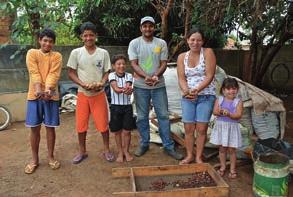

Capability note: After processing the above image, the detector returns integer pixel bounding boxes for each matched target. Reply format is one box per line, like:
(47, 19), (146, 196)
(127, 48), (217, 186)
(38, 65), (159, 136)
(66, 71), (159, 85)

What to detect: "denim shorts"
(25, 100), (60, 127)
(181, 95), (216, 123)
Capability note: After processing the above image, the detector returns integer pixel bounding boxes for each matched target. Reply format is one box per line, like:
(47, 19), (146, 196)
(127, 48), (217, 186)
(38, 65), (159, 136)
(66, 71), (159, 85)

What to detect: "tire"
(0, 106), (11, 131)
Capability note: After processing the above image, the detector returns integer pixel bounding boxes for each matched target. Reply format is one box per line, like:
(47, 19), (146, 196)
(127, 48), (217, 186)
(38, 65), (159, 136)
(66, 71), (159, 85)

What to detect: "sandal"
(101, 152), (115, 162)
(24, 163), (38, 174)
(72, 154), (88, 164)
(216, 169), (226, 177)
(49, 160), (61, 170)
(228, 171), (238, 179)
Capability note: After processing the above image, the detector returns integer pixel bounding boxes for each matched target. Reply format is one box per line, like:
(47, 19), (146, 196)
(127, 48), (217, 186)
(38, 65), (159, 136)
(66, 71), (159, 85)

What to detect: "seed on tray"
(148, 171), (216, 191)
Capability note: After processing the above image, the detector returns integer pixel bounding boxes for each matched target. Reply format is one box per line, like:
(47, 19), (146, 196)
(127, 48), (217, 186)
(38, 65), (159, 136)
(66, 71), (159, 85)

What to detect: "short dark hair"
(111, 54), (127, 65)
(39, 28), (56, 42)
(80, 22), (97, 34)
(186, 27), (205, 41)
(220, 77), (239, 94)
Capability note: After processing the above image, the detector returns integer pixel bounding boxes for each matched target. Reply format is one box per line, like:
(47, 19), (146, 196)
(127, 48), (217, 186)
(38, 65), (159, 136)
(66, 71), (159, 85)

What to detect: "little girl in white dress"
(210, 77), (243, 179)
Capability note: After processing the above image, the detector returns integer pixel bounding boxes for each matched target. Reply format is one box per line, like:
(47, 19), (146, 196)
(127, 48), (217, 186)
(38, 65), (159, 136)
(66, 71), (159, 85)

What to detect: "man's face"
(81, 30), (97, 47)
(140, 22), (155, 38)
(39, 36), (54, 53)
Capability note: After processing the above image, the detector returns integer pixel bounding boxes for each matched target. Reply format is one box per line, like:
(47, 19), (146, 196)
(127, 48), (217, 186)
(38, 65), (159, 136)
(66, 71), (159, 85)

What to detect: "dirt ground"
(1, 96), (293, 197)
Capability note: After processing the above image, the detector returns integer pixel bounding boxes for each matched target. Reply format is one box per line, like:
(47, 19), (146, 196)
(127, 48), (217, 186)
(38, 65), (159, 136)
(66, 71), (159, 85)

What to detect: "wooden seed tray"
(112, 163), (229, 197)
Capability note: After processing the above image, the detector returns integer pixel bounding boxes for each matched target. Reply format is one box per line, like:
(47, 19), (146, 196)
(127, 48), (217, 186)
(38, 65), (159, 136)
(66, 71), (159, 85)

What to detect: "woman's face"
(187, 32), (204, 51)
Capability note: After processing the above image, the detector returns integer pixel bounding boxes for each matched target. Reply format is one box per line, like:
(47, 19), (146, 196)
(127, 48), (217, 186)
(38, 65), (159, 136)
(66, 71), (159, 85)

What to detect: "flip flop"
(101, 152), (115, 162)
(49, 160), (61, 170)
(24, 163), (38, 174)
(72, 154), (88, 164)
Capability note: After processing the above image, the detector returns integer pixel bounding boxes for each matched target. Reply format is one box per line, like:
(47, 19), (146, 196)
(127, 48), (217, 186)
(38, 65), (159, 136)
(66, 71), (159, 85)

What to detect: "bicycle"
(0, 105), (11, 131)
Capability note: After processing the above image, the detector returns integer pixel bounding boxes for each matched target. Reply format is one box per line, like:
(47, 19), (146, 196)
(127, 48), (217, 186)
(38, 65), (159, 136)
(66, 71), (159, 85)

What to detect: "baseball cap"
(140, 16), (155, 25)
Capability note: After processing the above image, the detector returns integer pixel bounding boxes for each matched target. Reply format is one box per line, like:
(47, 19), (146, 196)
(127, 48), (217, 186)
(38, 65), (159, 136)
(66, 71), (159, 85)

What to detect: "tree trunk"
(168, 0), (193, 61)
(254, 33), (292, 87)
(151, 0), (174, 41)
(30, 12), (41, 47)
(161, 10), (169, 41)
(244, 12), (293, 87)
(25, 2), (41, 47)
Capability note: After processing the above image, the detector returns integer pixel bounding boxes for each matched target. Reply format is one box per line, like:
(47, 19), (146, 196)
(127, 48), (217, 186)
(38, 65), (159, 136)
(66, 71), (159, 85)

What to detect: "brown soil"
(0, 95), (293, 197)
(259, 153), (289, 164)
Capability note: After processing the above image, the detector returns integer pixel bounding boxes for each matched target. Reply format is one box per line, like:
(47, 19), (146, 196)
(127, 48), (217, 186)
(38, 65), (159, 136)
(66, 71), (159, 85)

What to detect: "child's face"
(39, 36), (54, 53)
(81, 30), (96, 48)
(113, 59), (126, 75)
(222, 87), (238, 99)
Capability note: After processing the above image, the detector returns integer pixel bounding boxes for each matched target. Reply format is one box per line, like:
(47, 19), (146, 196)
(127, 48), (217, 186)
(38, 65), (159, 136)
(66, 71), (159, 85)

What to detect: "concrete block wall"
(0, 45), (129, 122)
(262, 46), (293, 92)
(214, 49), (248, 77)
(0, 44), (292, 122)
(0, 45), (128, 93)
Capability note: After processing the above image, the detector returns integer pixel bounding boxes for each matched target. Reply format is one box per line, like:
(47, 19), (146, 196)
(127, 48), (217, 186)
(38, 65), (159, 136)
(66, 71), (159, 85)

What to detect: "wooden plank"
(207, 167), (229, 188)
(203, 147), (219, 160)
(113, 192), (136, 196)
(130, 168), (136, 192)
(156, 118), (212, 161)
(112, 167), (130, 177)
(213, 159), (252, 169)
(151, 119), (159, 127)
(170, 117), (182, 124)
(171, 132), (185, 146)
(113, 163), (211, 177)
(113, 186), (229, 197)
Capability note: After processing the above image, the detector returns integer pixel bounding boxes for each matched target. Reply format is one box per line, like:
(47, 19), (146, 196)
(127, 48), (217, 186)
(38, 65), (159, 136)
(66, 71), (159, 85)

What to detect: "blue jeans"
(134, 87), (174, 150)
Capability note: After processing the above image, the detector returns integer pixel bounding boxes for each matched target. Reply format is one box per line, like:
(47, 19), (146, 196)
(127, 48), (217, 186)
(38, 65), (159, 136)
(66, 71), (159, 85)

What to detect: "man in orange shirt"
(24, 29), (62, 174)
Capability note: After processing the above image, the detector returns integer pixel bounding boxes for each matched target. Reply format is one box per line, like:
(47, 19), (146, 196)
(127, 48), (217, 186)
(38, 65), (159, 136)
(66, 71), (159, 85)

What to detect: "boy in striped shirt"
(109, 54), (136, 162)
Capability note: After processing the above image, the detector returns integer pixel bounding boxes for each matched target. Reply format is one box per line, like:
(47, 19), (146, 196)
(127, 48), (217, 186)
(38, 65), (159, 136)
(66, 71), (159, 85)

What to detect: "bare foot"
(116, 153), (124, 163)
(228, 171), (238, 179)
(196, 157), (203, 164)
(179, 157), (194, 165)
(217, 168), (226, 177)
(124, 152), (133, 162)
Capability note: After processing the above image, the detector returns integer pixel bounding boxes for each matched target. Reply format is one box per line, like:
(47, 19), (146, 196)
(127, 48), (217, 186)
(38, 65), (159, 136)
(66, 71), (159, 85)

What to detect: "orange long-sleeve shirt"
(26, 49), (62, 101)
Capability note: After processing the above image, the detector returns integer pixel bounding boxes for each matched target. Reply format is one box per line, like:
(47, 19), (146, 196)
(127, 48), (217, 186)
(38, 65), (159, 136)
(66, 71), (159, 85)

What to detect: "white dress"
(210, 97), (242, 148)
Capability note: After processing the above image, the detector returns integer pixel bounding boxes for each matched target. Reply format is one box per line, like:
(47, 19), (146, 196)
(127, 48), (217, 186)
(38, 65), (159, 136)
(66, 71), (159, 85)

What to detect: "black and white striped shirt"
(109, 72), (133, 105)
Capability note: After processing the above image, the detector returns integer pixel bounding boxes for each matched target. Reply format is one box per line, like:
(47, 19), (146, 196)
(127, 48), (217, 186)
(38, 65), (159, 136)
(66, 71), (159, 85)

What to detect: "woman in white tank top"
(177, 28), (216, 164)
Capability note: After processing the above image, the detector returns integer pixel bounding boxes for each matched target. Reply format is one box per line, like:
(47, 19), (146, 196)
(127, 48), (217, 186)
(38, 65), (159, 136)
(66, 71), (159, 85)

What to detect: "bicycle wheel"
(0, 105), (11, 131)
